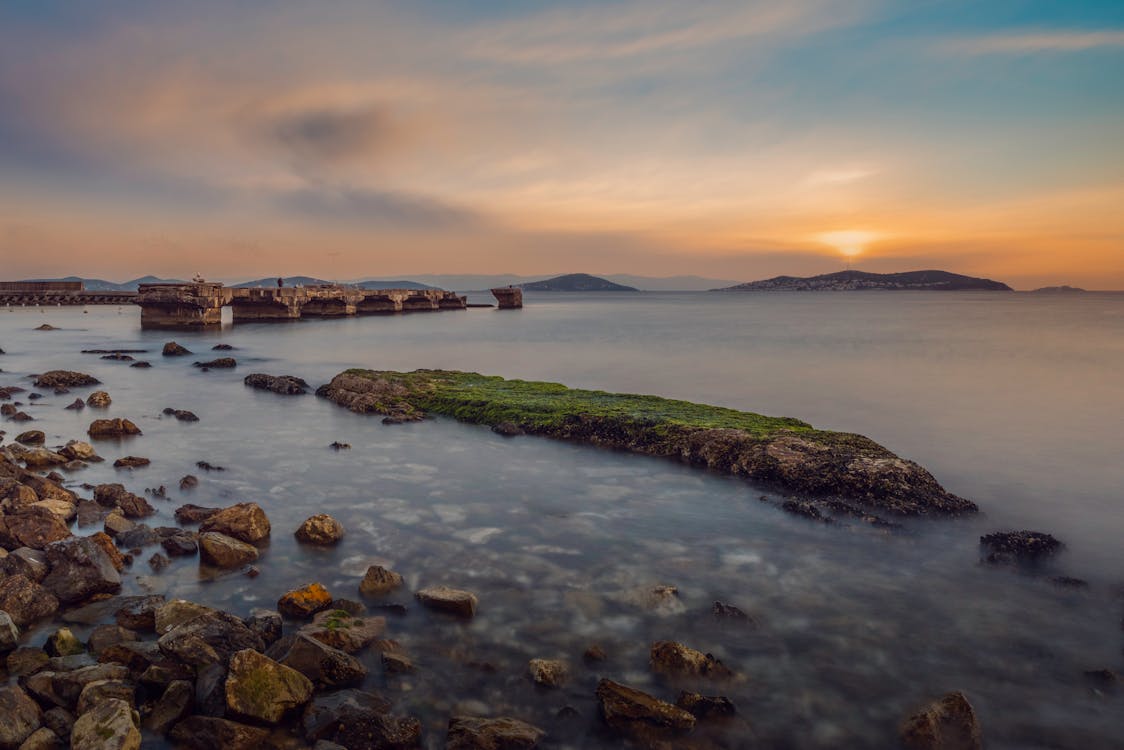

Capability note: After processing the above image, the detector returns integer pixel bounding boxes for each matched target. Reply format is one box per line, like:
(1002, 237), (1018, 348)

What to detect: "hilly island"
(715, 269), (1012, 292)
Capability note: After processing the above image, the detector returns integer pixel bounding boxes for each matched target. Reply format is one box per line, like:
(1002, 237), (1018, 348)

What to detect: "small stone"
(294, 514), (344, 545)
(65, 399), (86, 411)
(278, 583), (333, 619)
(0, 611), (20, 652)
(33, 371), (99, 388)
(415, 585), (477, 618)
(177, 475), (199, 491)
(380, 651), (414, 674)
(242, 373), (309, 395)
(59, 441), (99, 461)
(329, 441), (350, 450)
(583, 644), (608, 663)
(650, 640), (734, 679)
(528, 658), (568, 688)
(980, 530), (1063, 565)
(147, 553), (169, 571)
(112, 456), (150, 469)
(173, 503), (217, 523)
(244, 609), (283, 647)
(193, 358), (236, 369)
(85, 391), (111, 409)
(15, 430), (45, 446)
(44, 627), (86, 657)
(159, 532), (197, 557)
(491, 421), (524, 437)
(676, 691), (737, 719)
(359, 565), (404, 597)
(161, 342), (191, 356)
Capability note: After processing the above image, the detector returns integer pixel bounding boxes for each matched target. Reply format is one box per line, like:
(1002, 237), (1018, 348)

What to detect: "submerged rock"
(445, 716), (545, 749)
(112, 456), (150, 469)
(276, 634), (368, 688)
(167, 716), (269, 750)
(300, 688), (420, 748)
(595, 678), (695, 741)
(528, 658), (569, 688)
(415, 585), (478, 618)
(161, 342), (191, 357)
(243, 373), (309, 395)
(33, 371), (99, 389)
(174, 503), (217, 524)
(358, 565), (404, 597)
(650, 641), (734, 680)
(15, 430), (45, 446)
(93, 484), (154, 519)
(676, 692), (737, 719)
(193, 358), (236, 369)
(980, 530), (1063, 565)
(65, 399), (86, 411)
(86, 391), (111, 409)
(899, 691), (982, 750)
(87, 419), (142, 439)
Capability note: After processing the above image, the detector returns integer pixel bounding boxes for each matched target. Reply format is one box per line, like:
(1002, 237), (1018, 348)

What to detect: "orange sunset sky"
(1, 1), (1122, 289)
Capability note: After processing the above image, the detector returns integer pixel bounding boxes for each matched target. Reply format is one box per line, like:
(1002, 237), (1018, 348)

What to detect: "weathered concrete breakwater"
(316, 369), (978, 519)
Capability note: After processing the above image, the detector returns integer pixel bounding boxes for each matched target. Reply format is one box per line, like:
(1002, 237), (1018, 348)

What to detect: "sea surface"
(1, 291), (1122, 748)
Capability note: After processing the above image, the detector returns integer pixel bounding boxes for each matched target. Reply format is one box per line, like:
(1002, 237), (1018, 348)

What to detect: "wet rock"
(6, 646), (47, 677)
(294, 514), (344, 545)
(446, 716), (545, 749)
(0, 575), (59, 627)
(193, 358), (236, 369)
(85, 392), (111, 409)
(177, 475), (199, 491)
(595, 678), (695, 742)
(199, 502), (270, 543)
(1, 404), (17, 416)
(87, 420), (142, 439)
(528, 658), (568, 688)
(17, 727), (62, 750)
(244, 609), (283, 647)
(676, 692), (737, 719)
(212, 344), (235, 350)
(129, 362), (150, 369)
(70, 698), (140, 750)
(278, 583), (333, 619)
(583, 645), (608, 663)
(225, 649), (313, 724)
(195, 461), (224, 471)
(199, 532), (258, 568)
(35, 324), (59, 331)
(173, 503), (217, 524)
(650, 641), (734, 680)
(491, 421), (524, 437)
(147, 552), (169, 571)
(33, 371), (99, 389)
(380, 651), (414, 675)
(192, 662), (227, 717)
(300, 688), (420, 749)
(115, 524), (159, 549)
(52, 663), (131, 706)
(416, 585), (477, 618)
(0, 685), (42, 749)
(277, 634), (367, 688)
(41, 536), (122, 604)
(161, 342), (191, 357)
(41, 709), (74, 742)
(114, 595), (165, 632)
(0, 510), (72, 550)
(10, 412), (34, 422)
(1, 548), (49, 582)
(359, 565), (404, 597)
(711, 601), (755, 624)
(15, 430), (45, 446)
(626, 584), (685, 616)
(100, 353), (134, 361)
(161, 408), (199, 422)
(329, 441), (350, 450)
(76, 679), (136, 715)
(900, 691), (983, 750)
(65, 399), (86, 411)
(243, 373), (309, 395)
(0, 611), (19, 653)
(157, 612), (265, 668)
(103, 512), (134, 538)
(44, 628), (85, 657)
(145, 680), (193, 734)
(20, 448), (69, 469)
(156, 529), (196, 557)
(59, 441), (100, 462)
(301, 610), (385, 654)
(781, 499), (831, 522)
(112, 456), (150, 469)
(87, 625), (139, 656)
(168, 716), (268, 750)
(980, 530), (1063, 566)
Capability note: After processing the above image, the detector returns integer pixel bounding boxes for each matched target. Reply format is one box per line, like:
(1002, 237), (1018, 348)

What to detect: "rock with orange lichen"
(278, 583), (333, 619)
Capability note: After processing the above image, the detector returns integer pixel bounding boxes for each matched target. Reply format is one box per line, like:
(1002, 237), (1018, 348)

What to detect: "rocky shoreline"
(316, 369), (978, 519)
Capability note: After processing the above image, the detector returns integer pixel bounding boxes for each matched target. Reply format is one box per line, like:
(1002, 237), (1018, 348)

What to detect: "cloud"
(942, 30), (1124, 55)
(803, 168), (876, 187)
(267, 107), (393, 166)
(274, 185), (482, 229)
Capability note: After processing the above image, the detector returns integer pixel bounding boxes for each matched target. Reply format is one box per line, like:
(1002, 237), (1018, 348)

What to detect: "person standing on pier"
(277, 277), (284, 289)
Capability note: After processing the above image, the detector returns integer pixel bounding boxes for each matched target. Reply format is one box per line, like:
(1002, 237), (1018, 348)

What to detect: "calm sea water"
(1, 291), (1122, 749)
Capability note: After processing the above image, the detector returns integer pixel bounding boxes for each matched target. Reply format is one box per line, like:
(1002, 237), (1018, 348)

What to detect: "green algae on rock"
(317, 369), (977, 516)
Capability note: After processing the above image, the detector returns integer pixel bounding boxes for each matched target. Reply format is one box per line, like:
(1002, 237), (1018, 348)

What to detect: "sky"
(1, 0), (1122, 289)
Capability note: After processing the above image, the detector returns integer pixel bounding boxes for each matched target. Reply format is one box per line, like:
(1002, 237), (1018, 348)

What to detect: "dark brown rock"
(980, 530), (1063, 565)
(41, 536), (122, 604)
(300, 689), (419, 749)
(445, 716), (544, 749)
(85, 391), (111, 409)
(0, 684), (42, 749)
(650, 641), (734, 679)
(177, 475), (199, 491)
(15, 430), (45, 446)
(167, 717), (270, 750)
(0, 574), (59, 627)
(173, 503), (217, 524)
(277, 634), (367, 688)
(112, 456), (150, 469)
(157, 612), (265, 668)
(359, 565), (404, 597)
(194, 358), (236, 369)
(294, 514), (344, 545)
(93, 484), (154, 518)
(145, 679), (193, 735)
(87, 419), (142, 439)
(243, 373), (309, 395)
(199, 502), (270, 543)
(415, 585), (477, 618)
(676, 692), (737, 719)
(0, 510), (72, 550)
(33, 371), (99, 389)
(162, 342), (191, 357)
(595, 678), (695, 741)
(900, 691), (983, 750)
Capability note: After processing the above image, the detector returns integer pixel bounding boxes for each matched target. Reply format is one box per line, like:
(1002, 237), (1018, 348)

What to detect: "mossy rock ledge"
(316, 370), (977, 517)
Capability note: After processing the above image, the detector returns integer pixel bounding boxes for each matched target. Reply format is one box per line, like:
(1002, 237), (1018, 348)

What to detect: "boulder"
(1, 547), (50, 581)
(161, 342), (191, 357)
(980, 531), (1063, 565)
(199, 532), (258, 568)
(0, 685), (42, 750)
(85, 392), (111, 409)
(676, 692), (737, 719)
(294, 514), (344, 545)
(20, 449), (69, 469)
(144, 680), (193, 735)
(445, 716), (545, 750)
(15, 431), (45, 446)
(0, 510), (72, 550)
(116, 524), (159, 549)
(93, 484), (154, 519)
(52, 664), (131, 706)
(87, 625), (139, 656)
(359, 565), (404, 597)
(193, 358), (236, 369)
(114, 595), (166, 632)
(87, 420), (142, 439)
(157, 610), (264, 667)
(0, 575), (59, 627)
(10, 412), (34, 422)
(33, 371), (100, 389)
(595, 678), (695, 740)
(650, 641), (734, 679)
(15, 727), (61, 750)
(199, 503), (270, 543)
(7, 646), (49, 677)
(243, 373), (310, 395)
(225, 649), (313, 724)
(159, 530), (198, 557)
(65, 399), (86, 411)
(167, 717), (269, 750)
(244, 609), (283, 647)
(900, 691), (982, 750)
(300, 610), (385, 654)
(41, 537), (122, 604)
(277, 633), (367, 688)
(527, 658), (569, 688)
(112, 456), (149, 469)
(59, 441), (100, 462)
(0, 610), (20, 652)
(70, 698), (140, 750)
(76, 680), (136, 715)
(278, 583), (333, 619)
(300, 689), (420, 748)
(41, 708), (74, 741)
(173, 503), (217, 524)
(416, 585), (477, 618)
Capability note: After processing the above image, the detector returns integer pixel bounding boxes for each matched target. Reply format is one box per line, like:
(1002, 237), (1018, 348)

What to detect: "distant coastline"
(713, 270), (1012, 292)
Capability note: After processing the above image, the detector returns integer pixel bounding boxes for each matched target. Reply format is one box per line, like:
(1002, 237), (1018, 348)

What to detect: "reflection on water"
(1, 293), (1122, 748)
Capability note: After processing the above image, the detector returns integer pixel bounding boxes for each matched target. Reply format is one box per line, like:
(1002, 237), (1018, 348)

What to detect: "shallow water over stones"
(1, 301), (1122, 748)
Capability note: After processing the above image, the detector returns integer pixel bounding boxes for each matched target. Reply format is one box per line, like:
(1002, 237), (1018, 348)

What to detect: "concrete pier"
(136, 283), (229, 328)
(491, 287), (523, 309)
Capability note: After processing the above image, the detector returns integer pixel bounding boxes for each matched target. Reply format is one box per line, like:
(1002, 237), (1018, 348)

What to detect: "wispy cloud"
(275, 185), (482, 229)
(943, 30), (1124, 55)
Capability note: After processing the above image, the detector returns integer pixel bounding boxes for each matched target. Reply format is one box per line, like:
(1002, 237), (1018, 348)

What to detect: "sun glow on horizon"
(817, 230), (881, 259)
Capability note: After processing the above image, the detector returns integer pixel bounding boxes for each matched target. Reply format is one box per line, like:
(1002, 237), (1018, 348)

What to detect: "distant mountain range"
(714, 270), (1013, 292)
(1031, 285), (1085, 293)
(519, 273), (637, 292)
(19, 275), (187, 291)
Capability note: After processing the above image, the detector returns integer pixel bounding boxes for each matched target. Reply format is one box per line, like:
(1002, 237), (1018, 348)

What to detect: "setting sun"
(817, 230), (880, 259)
